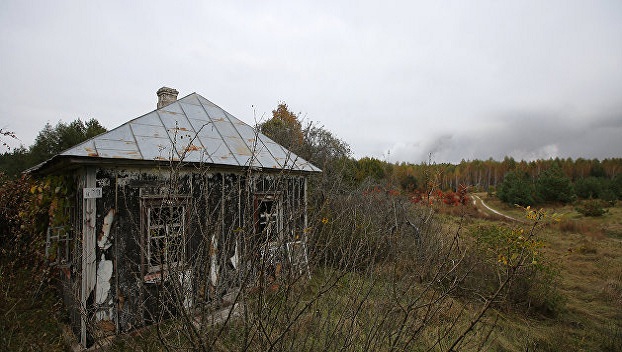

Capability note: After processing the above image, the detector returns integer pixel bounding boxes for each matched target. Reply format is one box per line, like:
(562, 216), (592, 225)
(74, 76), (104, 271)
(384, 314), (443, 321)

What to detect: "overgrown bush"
(463, 220), (563, 317)
(0, 173), (37, 266)
(310, 179), (421, 271)
(575, 199), (609, 217)
(0, 172), (74, 271)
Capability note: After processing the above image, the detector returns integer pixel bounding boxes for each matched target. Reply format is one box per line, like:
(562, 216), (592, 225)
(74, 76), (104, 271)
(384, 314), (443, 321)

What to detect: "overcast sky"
(1, 1), (621, 164)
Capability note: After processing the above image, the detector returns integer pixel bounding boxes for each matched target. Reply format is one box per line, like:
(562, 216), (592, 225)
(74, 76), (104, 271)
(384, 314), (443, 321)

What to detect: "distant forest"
(374, 156), (622, 192)
(1, 116), (621, 203)
(355, 156), (622, 208)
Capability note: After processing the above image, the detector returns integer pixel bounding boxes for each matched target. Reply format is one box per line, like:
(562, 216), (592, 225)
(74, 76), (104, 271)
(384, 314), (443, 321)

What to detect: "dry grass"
(103, 199), (622, 351)
(0, 261), (66, 352)
(7, 197), (622, 351)
(525, 210), (622, 350)
(464, 195), (622, 350)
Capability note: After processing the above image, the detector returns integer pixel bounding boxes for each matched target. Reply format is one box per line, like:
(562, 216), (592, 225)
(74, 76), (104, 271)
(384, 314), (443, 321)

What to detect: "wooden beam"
(81, 167), (97, 347)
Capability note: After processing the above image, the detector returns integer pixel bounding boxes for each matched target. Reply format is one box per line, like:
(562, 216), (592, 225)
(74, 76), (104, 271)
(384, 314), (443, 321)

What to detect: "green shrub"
(575, 199), (609, 217)
(464, 222), (563, 317)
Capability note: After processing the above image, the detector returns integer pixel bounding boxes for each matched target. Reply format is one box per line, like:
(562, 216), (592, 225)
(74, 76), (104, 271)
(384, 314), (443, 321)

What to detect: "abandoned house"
(28, 87), (320, 347)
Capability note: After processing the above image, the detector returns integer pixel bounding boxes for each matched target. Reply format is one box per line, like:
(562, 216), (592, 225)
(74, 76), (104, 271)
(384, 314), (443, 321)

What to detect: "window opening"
(255, 195), (280, 244)
(46, 226), (73, 266)
(145, 200), (186, 273)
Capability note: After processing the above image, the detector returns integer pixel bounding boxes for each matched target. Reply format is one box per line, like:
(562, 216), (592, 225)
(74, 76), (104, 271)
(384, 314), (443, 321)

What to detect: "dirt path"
(470, 194), (522, 222)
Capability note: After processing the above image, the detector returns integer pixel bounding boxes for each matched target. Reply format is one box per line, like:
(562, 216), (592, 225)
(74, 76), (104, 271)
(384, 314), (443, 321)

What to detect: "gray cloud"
(1, 1), (621, 164)
(389, 109), (622, 163)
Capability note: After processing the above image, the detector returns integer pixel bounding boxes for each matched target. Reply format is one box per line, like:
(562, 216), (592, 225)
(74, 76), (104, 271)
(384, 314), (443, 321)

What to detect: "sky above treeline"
(1, 1), (621, 164)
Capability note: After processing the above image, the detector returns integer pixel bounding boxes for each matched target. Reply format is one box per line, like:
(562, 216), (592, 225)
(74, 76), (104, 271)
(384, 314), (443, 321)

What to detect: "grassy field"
(472, 194), (622, 351)
(2, 196), (621, 351)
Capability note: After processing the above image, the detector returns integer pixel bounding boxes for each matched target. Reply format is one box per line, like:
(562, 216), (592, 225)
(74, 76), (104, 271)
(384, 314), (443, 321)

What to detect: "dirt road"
(470, 194), (522, 222)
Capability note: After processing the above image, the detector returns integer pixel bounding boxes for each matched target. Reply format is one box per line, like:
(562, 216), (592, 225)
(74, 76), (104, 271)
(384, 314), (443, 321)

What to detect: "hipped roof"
(29, 93), (321, 174)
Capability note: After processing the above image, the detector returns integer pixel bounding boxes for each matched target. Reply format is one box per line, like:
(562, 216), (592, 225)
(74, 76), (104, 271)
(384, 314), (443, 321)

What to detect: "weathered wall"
(63, 165), (308, 341)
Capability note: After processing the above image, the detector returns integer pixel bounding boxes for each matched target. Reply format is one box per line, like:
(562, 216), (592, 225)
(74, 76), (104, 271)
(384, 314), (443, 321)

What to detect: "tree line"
(3, 112), (622, 209)
(0, 118), (106, 177)
(3, 111), (622, 208)
(353, 156), (621, 193)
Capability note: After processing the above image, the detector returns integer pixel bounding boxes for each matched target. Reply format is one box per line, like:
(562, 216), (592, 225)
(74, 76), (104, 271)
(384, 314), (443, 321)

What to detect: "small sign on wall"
(83, 187), (102, 199)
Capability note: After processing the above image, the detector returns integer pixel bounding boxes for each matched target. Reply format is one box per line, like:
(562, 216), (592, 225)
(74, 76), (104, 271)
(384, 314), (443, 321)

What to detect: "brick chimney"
(156, 87), (179, 109)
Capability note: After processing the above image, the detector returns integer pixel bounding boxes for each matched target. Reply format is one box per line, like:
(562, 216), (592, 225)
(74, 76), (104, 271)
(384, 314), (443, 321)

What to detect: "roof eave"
(26, 155), (322, 176)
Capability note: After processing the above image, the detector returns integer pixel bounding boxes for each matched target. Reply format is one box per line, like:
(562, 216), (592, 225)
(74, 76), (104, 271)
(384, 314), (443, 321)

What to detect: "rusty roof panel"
(97, 125), (134, 142)
(53, 92), (321, 172)
(132, 111), (161, 126)
(179, 101), (207, 119)
(59, 140), (94, 157)
(203, 103), (227, 120)
(211, 118), (240, 139)
(201, 135), (236, 163)
(131, 123), (168, 138)
(134, 135), (172, 160)
(96, 148), (141, 158)
(94, 139), (138, 152)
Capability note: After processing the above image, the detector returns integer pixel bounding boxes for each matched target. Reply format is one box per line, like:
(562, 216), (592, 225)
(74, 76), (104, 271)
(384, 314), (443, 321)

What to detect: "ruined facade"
(30, 89), (319, 347)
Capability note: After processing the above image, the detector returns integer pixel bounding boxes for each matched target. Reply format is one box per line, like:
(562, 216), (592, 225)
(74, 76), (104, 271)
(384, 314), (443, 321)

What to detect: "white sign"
(83, 187), (103, 199)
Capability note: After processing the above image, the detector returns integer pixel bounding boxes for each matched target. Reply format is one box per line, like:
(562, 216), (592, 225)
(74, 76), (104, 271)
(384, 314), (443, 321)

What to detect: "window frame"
(254, 193), (282, 245)
(45, 225), (73, 267)
(142, 197), (190, 278)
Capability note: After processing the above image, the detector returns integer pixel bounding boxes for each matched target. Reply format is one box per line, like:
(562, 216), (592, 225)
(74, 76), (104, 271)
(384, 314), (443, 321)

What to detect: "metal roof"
(46, 93), (320, 172)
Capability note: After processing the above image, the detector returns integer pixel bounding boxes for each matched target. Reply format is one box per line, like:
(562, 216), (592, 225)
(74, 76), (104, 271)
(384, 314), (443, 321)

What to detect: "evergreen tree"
(0, 147), (31, 177)
(0, 118), (106, 176)
(355, 157), (386, 182)
(611, 174), (622, 200)
(497, 171), (535, 206)
(574, 177), (606, 199)
(535, 163), (575, 204)
(29, 118), (106, 165)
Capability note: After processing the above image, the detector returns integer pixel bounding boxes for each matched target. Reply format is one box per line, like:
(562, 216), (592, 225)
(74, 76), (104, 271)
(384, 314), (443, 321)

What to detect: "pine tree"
(535, 163), (575, 204)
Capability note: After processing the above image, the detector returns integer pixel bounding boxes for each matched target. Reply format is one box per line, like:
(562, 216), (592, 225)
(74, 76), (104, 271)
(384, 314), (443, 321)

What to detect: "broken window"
(254, 195), (281, 244)
(253, 195), (284, 280)
(143, 199), (188, 275)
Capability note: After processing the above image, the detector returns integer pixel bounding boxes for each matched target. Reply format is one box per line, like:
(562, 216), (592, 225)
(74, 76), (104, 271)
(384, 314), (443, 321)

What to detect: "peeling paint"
(57, 165), (311, 340)
(95, 254), (114, 321)
(96, 254), (113, 304)
(97, 178), (111, 187)
(184, 144), (201, 152)
(97, 208), (115, 250)
(210, 234), (219, 286)
(230, 241), (239, 270)
(143, 271), (164, 284)
(178, 270), (193, 309)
